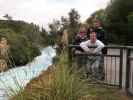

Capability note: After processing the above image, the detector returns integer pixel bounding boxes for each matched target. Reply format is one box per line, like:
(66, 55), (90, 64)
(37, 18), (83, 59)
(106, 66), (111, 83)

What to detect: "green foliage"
(0, 20), (43, 66)
(68, 8), (80, 44)
(106, 0), (133, 23)
(48, 8), (81, 46)
(61, 16), (69, 29)
(85, 0), (133, 44)
(68, 8), (80, 28)
(10, 51), (131, 100)
(0, 20), (47, 46)
(48, 67), (88, 99)
(127, 12), (133, 44)
(49, 20), (61, 34)
(10, 52), (89, 100)
(86, 9), (108, 27)
(0, 28), (41, 66)
(105, 0), (133, 44)
(48, 19), (62, 46)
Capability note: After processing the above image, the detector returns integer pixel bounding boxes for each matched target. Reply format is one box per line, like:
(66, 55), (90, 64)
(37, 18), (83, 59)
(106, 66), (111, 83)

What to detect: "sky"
(0, 0), (110, 29)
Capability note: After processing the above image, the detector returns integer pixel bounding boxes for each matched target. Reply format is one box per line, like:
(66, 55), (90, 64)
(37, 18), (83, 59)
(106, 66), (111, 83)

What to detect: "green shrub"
(10, 52), (89, 100)
(0, 28), (41, 66)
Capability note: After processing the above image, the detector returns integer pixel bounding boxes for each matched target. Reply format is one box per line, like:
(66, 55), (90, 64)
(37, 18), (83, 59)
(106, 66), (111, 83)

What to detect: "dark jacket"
(73, 32), (88, 52)
(94, 27), (108, 54)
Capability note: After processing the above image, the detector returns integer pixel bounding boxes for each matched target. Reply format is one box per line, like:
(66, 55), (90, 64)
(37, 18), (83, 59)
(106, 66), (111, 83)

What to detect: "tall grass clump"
(49, 65), (89, 100)
(10, 52), (89, 100)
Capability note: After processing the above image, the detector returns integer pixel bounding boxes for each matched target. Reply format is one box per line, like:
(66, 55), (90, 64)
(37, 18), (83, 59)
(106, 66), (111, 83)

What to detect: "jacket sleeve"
(80, 41), (90, 52)
(93, 40), (105, 54)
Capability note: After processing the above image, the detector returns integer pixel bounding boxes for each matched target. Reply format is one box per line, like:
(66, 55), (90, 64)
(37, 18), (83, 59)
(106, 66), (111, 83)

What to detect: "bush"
(0, 28), (41, 66)
(10, 53), (89, 100)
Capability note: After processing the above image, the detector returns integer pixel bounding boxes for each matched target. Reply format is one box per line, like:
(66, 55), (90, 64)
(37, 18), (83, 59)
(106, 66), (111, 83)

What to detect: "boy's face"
(90, 32), (96, 43)
(80, 26), (86, 32)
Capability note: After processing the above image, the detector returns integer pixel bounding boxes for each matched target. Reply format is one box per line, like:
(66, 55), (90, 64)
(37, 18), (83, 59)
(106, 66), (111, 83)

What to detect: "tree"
(47, 8), (81, 45)
(68, 8), (80, 43)
(61, 16), (69, 30)
(48, 19), (62, 45)
(3, 14), (13, 20)
(86, 9), (108, 27)
(127, 12), (133, 44)
(68, 8), (80, 28)
(106, 0), (133, 44)
(106, 0), (133, 23)
(49, 19), (61, 34)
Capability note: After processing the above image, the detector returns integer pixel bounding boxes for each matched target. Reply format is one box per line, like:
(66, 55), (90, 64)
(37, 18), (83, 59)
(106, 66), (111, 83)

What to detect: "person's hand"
(86, 51), (93, 54)
(90, 51), (95, 54)
(75, 50), (82, 54)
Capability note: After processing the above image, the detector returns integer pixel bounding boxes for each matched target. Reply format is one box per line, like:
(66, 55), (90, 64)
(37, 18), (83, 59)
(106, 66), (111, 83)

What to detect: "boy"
(80, 31), (104, 79)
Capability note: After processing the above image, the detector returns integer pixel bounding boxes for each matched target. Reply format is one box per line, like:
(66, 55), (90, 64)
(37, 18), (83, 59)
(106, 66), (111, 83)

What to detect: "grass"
(10, 50), (132, 100)
(10, 52), (89, 100)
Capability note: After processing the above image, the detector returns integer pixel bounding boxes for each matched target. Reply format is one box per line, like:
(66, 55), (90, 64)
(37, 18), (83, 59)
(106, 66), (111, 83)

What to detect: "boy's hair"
(79, 23), (88, 31)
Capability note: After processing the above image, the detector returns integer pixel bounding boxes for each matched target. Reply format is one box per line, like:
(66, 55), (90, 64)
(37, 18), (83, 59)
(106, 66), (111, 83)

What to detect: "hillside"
(0, 20), (47, 67)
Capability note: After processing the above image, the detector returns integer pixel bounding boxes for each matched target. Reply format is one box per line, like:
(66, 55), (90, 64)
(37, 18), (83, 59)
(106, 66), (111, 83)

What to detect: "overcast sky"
(0, 0), (110, 29)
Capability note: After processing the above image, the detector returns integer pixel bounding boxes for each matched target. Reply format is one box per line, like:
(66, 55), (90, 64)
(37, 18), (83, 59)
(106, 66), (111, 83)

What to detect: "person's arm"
(93, 40), (104, 54)
(80, 40), (91, 52)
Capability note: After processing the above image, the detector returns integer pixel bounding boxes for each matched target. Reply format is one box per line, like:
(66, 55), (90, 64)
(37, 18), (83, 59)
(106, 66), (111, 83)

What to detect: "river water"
(0, 46), (56, 100)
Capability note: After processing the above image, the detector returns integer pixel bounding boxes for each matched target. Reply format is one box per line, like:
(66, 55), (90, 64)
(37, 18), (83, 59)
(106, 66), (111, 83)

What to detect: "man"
(94, 20), (107, 54)
(94, 20), (107, 80)
(80, 31), (104, 79)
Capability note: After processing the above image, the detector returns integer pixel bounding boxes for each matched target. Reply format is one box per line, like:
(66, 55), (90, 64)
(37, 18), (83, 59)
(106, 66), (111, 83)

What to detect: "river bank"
(11, 51), (132, 100)
(0, 46), (56, 100)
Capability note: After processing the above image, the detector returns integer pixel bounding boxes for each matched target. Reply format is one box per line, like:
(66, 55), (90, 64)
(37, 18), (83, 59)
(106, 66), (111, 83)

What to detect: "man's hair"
(90, 31), (97, 35)
(89, 27), (97, 34)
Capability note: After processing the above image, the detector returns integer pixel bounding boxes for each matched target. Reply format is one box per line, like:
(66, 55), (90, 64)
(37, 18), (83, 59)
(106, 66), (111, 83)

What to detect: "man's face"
(90, 32), (96, 43)
(94, 21), (101, 28)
